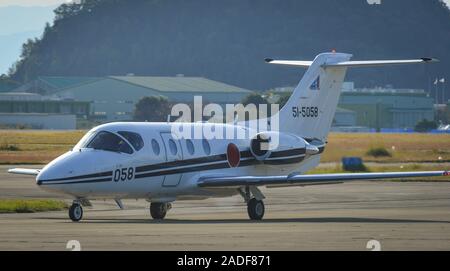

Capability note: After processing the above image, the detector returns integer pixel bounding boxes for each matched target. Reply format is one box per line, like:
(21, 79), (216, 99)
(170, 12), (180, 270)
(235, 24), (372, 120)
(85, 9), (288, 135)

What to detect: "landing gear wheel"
(150, 202), (169, 220)
(69, 203), (83, 222)
(247, 198), (265, 220)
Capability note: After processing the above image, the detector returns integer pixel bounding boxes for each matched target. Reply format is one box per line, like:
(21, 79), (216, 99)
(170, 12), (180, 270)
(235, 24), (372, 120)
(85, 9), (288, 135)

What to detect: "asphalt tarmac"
(0, 165), (449, 250)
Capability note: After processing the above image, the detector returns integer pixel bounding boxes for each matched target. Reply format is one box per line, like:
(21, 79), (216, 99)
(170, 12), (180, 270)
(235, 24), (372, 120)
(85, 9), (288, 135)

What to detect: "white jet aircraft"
(8, 52), (449, 222)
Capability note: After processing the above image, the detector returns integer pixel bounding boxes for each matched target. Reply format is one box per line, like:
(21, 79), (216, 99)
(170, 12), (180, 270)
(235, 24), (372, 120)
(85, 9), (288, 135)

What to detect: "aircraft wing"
(198, 171), (449, 188)
(8, 168), (41, 176)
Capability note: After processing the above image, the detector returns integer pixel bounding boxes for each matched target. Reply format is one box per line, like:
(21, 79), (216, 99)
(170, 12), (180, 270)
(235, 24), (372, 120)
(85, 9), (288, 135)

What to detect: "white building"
(0, 113), (76, 130)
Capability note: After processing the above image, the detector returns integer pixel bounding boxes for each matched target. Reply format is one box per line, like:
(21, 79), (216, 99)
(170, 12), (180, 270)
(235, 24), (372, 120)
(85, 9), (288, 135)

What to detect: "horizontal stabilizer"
(323, 58), (439, 68)
(265, 56), (438, 68)
(265, 58), (313, 67)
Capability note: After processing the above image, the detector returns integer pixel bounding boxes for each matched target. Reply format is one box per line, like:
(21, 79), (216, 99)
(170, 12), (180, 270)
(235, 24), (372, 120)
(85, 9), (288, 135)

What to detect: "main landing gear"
(150, 202), (172, 220)
(247, 198), (265, 220)
(240, 186), (266, 220)
(69, 201), (83, 222)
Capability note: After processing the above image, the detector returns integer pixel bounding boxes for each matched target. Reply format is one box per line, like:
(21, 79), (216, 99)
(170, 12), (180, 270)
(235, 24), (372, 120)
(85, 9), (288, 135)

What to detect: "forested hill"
(8, 0), (450, 91)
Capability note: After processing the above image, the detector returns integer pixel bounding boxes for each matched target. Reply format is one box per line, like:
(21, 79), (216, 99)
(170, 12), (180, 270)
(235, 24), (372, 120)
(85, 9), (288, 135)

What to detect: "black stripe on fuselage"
(135, 161), (234, 179)
(39, 177), (112, 186)
(136, 154), (227, 173)
(38, 171), (113, 183)
(38, 149), (305, 185)
(135, 155), (304, 179)
(135, 150), (253, 173)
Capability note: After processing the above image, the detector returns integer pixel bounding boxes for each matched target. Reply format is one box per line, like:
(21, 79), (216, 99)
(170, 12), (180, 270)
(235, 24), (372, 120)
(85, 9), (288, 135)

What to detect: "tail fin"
(269, 53), (437, 142)
(271, 52), (351, 141)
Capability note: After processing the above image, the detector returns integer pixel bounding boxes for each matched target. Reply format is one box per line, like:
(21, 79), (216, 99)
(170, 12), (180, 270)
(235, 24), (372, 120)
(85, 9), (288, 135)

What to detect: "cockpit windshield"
(86, 131), (133, 154)
(73, 130), (96, 151)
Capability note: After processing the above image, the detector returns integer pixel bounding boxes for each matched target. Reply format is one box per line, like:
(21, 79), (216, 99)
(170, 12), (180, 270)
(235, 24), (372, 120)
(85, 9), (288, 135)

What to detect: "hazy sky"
(0, 0), (449, 7)
(0, 0), (71, 7)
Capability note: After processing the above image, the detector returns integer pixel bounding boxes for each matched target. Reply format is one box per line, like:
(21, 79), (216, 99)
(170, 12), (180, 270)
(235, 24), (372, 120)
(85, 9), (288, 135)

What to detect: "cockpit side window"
(118, 131), (144, 151)
(86, 131), (133, 154)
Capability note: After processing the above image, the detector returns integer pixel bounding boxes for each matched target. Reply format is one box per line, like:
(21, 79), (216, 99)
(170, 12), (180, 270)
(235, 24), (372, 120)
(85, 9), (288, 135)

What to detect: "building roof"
(335, 107), (356, 114)
(109, 76), (253, 94)
(38, 76), (100, 90)
(0, 78), (20, 92)
(0, 92), (41, 96)
(0, 92), (43, 101)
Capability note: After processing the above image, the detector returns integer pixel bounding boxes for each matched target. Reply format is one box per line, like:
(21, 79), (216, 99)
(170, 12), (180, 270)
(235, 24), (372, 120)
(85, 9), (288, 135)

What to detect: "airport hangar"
(339, 88), (435, 130)
(7, 76), (357, 128)
(0, 92), (89, 129)
(2, 76), (254, 127)
(68, 78), (433, 129)
(2, 76), (435, 130)
(35, 76), (254, 122)
(271, 83), (435, 130)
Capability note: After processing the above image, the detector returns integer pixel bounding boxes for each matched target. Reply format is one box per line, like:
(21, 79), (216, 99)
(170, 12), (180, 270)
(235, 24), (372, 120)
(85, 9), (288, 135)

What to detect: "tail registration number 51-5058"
(292, 106), (319, 118)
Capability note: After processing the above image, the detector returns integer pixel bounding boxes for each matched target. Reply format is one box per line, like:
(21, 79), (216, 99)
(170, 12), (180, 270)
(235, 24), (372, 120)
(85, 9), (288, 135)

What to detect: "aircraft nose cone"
(35, 151), (75, 186)
(36, 167), (53, 186)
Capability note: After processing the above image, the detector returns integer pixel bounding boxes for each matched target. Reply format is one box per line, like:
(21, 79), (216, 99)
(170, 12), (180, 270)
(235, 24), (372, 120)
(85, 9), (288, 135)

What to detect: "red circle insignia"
(227, 143), (241, 168)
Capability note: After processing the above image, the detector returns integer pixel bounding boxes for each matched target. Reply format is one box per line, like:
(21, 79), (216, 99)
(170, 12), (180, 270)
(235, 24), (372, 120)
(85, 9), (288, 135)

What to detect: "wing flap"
(198, 171), (449, 188)
(8, 168), (41, 176)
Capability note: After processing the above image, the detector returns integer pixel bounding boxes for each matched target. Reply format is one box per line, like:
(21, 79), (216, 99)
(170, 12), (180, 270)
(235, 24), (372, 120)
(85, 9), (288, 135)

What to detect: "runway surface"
(1, 165), (450, 250)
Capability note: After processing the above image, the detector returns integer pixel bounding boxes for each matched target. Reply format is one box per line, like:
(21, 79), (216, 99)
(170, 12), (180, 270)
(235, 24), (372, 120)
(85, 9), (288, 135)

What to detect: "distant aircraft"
(8, 52), (448, 222)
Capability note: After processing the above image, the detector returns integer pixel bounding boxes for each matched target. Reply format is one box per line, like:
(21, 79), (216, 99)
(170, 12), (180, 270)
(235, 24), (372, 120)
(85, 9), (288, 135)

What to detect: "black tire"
(150, 203), (167, 220)
(247, 198), (265, 220)
(69, 204), (83, 222)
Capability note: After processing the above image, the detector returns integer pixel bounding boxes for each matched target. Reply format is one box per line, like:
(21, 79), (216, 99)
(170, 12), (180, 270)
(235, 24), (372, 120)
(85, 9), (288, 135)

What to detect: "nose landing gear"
(150, 202), (172, 220)
(69, 201), (83, 222)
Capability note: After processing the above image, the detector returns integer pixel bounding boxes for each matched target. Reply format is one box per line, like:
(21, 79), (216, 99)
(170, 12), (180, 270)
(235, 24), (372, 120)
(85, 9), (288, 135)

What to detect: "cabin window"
(86, 131), (133, 154)
(169, 139), (178, 155)
(118, 131), (144, 151)
(202, 139), (211, 155)
(151, 139), (160, 155)
(186, 139), (195, 155)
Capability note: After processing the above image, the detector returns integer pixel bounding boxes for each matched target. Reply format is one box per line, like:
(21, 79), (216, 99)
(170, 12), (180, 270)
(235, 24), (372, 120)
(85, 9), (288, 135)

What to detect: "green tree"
(133, 96), (171, 122)
(241, 93), (269, 106)
(0, 75), (20, 92)
(276, 94), (291, 109)
(414, 119), (438, 133)
(7, 0), (450, 92)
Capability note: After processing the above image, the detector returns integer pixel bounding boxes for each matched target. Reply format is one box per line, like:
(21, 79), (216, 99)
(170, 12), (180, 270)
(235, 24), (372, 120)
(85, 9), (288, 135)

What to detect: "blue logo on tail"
(310, 76), (320, 90)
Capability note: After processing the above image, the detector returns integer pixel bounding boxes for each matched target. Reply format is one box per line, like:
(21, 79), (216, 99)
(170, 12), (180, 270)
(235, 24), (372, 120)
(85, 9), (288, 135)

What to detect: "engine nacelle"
(250, 133), (273, 160)
(250, 132), (318, 163)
